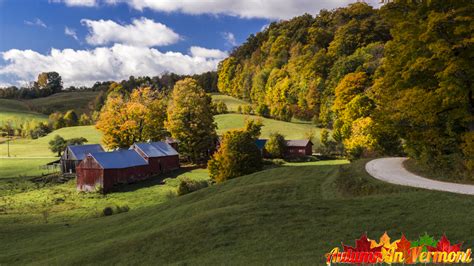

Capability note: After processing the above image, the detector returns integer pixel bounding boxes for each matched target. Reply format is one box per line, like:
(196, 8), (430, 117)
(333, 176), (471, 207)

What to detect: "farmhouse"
(255, 139), (313, 158)
(61, 144), (104, 174)
(130, 142), (180, 175)
(76, 149), (150, 193)
(285, 140), (313, 156)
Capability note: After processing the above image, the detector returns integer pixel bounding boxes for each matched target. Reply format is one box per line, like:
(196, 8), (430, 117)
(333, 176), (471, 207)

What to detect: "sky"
(0, 0), (381, 87)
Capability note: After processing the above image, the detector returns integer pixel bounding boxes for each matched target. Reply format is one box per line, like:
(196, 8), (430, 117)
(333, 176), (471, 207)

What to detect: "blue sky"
(0, 0), (380, 87)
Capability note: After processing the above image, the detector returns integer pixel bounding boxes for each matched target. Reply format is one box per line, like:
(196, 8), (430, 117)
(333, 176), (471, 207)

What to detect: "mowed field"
(0, 126), (102, 178)
(0, 160), (472, 264)
(25, 91), (99, 114)
(0, 99), (48, 126)
(211, 93), (249, 112)
(216, 114), (322, 143)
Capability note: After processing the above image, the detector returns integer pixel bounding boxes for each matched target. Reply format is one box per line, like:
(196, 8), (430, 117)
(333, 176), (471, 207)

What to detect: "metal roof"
(133, 142), (178, 157)
(255, 139), (267, 150)
(90, 150), (148, 169)
(68, 144), (104, 160)
(286, 140), (312, 147)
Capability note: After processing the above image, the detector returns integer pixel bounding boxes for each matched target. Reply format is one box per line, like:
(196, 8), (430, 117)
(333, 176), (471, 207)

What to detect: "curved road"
(366, 157), (474, 195)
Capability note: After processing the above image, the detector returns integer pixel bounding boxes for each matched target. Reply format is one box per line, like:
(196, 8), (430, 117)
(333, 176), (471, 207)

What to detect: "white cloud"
(51, 0), (384, 20)
(64, 26), (79, 40)
(81, 17), (180, 47)
(189, 46), (227, 59)
(24, 18), (47, 28)
(50, 0), (97, 7)
(222, 32), (237, 47)
(0, 44), (224, 87)
(101, 0), (369, 20)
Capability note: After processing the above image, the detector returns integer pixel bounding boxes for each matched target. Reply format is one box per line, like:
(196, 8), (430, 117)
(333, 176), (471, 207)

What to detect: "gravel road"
(365, 157), (474, 195)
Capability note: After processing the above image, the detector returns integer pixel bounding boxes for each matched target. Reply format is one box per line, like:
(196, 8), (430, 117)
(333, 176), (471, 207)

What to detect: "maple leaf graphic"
(395, 234), (413, 263)
(343, 234), (382, 252)
(427, 234), (463, 253)
(371, 232), (399, 250)
(411, 233), (437, 252)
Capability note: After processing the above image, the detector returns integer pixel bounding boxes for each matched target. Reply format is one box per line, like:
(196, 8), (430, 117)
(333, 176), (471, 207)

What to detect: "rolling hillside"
(0, 99), (48, 126)
(0, 160), (472, 264)
(216, 114), (322, 144)
(25, 91), (99, 114)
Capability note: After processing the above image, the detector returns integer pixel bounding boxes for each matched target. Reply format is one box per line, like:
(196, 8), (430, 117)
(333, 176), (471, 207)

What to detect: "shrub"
(242, 104), (253, 115)
(102, 207), (113, 216)
(102, 205), (130, 216)
(208, 120), (263, 183)
(215, 101), (228, 114)
(265, 133), (287, 158)
(177, 178), (209, 196)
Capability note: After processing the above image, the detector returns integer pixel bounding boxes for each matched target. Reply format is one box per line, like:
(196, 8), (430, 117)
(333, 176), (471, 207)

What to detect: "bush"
(215, 101), (228, 114)
(242, 104), (253, 115)
(263, 159), (286, 166)
(102, 207), (113, 216)
(177, 178), (209, 196)
(102, 205), (130, 216)
(265, 133), (286, 158)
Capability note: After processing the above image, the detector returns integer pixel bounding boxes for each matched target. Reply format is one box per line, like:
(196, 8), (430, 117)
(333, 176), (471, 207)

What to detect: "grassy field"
(0, 126), (102, 158)
(0, 99), (48, 126)
(0, 158), (57, 179)
(211, 93), (250, 112)
(0, 166), (208, 224)
(0, 160), (472, 264)
(216, 113), (322, 144)
(24, 91), (99, 114)
(0, 126), (102, 178)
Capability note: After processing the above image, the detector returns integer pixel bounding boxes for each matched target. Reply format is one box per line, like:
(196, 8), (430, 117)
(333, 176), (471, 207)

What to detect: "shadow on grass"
(109, 166), (204, 193)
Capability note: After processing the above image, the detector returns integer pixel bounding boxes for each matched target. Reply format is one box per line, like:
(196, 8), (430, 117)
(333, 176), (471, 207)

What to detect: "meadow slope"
(0, 160), (472, 264)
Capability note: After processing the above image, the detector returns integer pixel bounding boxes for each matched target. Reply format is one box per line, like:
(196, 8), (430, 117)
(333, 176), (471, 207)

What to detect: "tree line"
(217, 0), (473, 179)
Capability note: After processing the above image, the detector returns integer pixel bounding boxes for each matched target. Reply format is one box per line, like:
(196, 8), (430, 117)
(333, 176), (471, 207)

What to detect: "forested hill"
(217, 2), (390, 122)
(217, 0), (473, 179)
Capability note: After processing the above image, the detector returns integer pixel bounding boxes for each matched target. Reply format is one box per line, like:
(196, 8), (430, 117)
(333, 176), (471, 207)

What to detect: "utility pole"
(7, 132), (10, 158)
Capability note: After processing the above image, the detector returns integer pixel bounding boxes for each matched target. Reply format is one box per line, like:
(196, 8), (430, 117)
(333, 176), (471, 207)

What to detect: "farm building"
(76, 149), (150, 193)
(61, 144), (104, 174)
(255, 139), (313, 158)
(285, 140), (313, 157)
(165, 137), (179, 151)
(130, 142), (180, 175)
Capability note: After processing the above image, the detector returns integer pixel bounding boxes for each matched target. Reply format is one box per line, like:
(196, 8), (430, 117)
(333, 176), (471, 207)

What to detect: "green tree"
(79, 113), (92, 126)
(166, 78), (217, 162)
(208, 120), (263, 183)
(37, 72), (63, 95)
(265, 133), (287, 158)
(63, 110), (79, 127)
(49, 135), (66, 156)
(48, 112), (66, 130)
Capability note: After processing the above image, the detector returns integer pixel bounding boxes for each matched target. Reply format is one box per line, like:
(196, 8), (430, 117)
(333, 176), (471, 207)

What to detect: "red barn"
(76, 149), (150, 193)
(130, 142), (180, 175)
(285, 140), (313, 157)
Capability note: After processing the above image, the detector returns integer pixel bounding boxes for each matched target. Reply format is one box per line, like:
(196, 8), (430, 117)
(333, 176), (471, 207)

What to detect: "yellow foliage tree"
(96, 87), (167, 149)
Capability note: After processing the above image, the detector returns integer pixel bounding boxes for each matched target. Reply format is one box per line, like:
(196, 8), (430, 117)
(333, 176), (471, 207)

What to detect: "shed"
(285, 140), (313, 157)
(131, 142), (180, 175)
(76, 149), (150, 192)
(61, 144), (104, 174)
